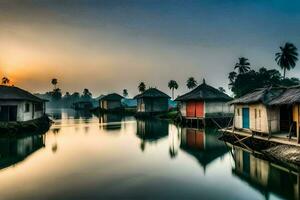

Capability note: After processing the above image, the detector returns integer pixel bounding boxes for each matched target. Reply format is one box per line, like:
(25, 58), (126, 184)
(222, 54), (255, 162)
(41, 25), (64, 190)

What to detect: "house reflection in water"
(136, 119), (169, 151)
(99, 114), (123, 130)
(232, 146), (300, 200)
(180, 128), (227, 171)
(0, 134), (45, 170)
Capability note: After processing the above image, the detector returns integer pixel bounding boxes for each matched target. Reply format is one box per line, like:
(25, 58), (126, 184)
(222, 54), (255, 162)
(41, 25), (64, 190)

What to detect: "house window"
(34, 103), (43, 111)
(25, 103), (30, 112)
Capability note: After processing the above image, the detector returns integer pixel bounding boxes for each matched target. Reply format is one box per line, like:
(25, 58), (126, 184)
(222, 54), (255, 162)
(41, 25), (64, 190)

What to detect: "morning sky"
(0, 0), (300, 97)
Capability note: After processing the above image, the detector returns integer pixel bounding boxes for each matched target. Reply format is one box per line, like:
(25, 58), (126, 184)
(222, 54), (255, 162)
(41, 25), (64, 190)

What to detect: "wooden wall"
(234, 103), (280, 134)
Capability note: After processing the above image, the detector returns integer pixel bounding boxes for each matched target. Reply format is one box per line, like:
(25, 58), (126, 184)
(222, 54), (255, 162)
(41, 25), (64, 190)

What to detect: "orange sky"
(1, 1), (299, 97)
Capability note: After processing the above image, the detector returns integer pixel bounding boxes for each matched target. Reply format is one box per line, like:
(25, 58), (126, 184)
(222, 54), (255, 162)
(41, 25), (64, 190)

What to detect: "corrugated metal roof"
(230, 87), (287, 105)
(269, 86), (300, 105)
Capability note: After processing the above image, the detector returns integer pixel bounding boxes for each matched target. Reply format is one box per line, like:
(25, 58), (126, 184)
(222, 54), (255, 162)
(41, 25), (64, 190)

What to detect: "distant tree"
(168, 80), (178, 100)
(82, 88), (92, 99)
(228, 71), (237, 83)
(275, 42), (298, 78)
(186, 77), (197, 90)
(1, 77), (10, 85)
(123, 89), (128, 97)
(51, 78), (58, 89)
(64, 92), (71, 98)
(71, 92), (80, 99)
(234, 57), (250, 74)
(51, 88), (62, 101)
(218, 87), (226, 93)
(228, 67), (299, 97)
(138, 82), (146, 93)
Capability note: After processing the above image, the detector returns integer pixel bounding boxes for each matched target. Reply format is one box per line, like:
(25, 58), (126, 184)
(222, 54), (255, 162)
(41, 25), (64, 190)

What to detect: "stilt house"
(176, 80), (233, 119)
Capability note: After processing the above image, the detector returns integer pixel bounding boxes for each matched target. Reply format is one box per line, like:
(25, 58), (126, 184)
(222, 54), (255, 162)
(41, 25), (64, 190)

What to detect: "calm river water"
(0, 109), (298, 200)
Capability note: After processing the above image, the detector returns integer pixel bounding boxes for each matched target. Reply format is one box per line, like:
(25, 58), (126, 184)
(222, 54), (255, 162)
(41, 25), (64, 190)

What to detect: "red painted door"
(195, 101), (204, 117)
(186, 101), (196, 117)
(186, 129), (204, 150)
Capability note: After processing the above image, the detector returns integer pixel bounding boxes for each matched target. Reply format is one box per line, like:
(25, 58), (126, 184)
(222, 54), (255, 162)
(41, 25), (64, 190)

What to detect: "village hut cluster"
(227, 86), (300, 145)
(97, 80), (234, 122)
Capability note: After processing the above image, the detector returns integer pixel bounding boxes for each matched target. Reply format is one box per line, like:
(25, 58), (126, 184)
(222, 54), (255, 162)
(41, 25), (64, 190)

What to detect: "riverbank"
(0, 115), (52, 136)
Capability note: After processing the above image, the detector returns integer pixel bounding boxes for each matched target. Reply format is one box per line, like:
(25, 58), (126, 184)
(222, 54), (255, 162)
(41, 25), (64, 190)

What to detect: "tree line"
(229, 42), (299, 97)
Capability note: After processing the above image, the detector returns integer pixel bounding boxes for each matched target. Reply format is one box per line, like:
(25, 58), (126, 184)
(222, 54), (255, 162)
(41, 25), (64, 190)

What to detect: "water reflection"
(1, 108), (300, 200)
(180, 128), (228, 171)
(136, 119), (169, 151)
(0, 134), (45, 170)
(232, 145), (300, 200)
(47, 108), (94, 121)
(99, 114), (123, 130)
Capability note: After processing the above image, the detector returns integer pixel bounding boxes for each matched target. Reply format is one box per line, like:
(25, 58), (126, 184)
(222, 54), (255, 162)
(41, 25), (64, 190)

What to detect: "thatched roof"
(230, 87), (286, 105)
(100, 93), (123, 101)
(134, 88), (170, 99)
(0, 85), (46, 102)
(175, 80), (232, 102)
(268, 86), (300, 105)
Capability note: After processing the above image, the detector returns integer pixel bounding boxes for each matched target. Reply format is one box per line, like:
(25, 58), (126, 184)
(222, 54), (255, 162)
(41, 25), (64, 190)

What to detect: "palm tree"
(234, 57), (250, 74)
(1, 77), (10, 85)
(123, 89), (128, 97)
(51, 78), (58, 89)
(275, 42), (298, 78)
(186, 77), (197, 90)
(138, 82), (146, 93)
(228, 71), (237, 83)
(82, 88), (92, 98)
(168, 80), (178, 99)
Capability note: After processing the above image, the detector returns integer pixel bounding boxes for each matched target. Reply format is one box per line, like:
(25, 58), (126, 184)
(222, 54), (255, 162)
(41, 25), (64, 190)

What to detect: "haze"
(0, 0), (300, 97)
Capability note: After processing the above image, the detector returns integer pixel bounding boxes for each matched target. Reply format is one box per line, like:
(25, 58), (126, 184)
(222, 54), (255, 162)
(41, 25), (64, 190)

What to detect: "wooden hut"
(134, 88), (170, 114)
(176, 80), (233, 120)
(0, 85), (47, 122)
(231, 88), (292, 134)
(99, 93), (123, 110)
(268, 86), (300, 142)
(230, 87), (285, 135)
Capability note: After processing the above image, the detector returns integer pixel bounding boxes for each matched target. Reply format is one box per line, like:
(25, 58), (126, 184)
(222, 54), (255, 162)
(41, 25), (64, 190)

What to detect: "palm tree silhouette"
(168, 80), (178, 99)
(138, 82), (146, 93)
(123, 89), (128, 97)
(51, 78), (58, 90)
(228, 71), (237, 83)
(1, 77), (10, 85)
(186, 77), (198, 90)
(275, 42), (298, 78)
(234, 57), (250, 74)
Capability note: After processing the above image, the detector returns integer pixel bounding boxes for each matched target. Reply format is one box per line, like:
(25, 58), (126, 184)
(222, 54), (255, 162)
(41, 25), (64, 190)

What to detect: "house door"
(242, 108), (250, 129)
(9, 106), (17, 121)
(186, 101), (196, 117)
(195, 101), (204, 117)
